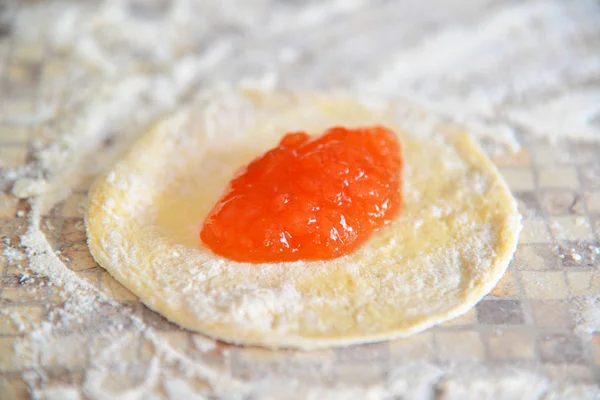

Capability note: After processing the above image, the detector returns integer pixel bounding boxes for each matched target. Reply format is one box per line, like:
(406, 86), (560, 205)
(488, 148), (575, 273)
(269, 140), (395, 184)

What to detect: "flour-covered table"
(0, 0), (599, 398)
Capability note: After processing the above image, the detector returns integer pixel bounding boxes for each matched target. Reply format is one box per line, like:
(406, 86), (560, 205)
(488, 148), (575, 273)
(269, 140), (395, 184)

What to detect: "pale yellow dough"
(86, 89), (521, 349)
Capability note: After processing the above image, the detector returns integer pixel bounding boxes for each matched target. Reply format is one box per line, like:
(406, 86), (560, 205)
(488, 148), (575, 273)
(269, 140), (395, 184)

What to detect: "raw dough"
(86, 89), (521, 349)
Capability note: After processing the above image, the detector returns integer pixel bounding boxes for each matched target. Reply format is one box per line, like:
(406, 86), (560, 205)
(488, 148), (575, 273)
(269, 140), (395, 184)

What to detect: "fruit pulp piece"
(200, 125), (403, 263)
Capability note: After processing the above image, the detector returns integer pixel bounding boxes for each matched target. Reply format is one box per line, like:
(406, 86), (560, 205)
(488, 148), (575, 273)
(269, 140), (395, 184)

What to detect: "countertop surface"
(0, 0), (599, 398)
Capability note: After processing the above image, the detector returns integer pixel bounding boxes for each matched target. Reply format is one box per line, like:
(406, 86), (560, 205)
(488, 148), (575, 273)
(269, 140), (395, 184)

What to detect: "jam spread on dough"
(200, 126), (403, 263)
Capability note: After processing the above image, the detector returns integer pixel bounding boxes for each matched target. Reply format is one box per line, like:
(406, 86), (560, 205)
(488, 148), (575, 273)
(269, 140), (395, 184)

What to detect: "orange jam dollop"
(200, 126), (403, 263)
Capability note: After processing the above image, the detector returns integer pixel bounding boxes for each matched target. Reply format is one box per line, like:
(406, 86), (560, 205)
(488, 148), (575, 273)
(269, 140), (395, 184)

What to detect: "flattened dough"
(86, 89), (521, 349)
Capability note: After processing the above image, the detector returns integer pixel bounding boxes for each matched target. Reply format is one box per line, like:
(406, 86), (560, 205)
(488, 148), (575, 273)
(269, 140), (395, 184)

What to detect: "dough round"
(86, 89), (521, 349)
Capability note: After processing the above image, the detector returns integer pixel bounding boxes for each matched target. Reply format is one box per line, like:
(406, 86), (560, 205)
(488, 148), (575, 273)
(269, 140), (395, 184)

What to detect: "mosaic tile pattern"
(476, 299), (525, 325)
(0, 1), (599, 398)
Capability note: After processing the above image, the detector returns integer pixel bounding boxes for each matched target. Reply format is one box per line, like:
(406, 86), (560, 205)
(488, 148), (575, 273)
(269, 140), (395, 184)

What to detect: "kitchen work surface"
(1, 0), (600, 399)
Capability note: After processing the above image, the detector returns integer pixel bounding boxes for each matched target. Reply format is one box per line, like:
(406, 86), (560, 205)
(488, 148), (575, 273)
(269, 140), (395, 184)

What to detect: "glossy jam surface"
(200, 126), (403, 263)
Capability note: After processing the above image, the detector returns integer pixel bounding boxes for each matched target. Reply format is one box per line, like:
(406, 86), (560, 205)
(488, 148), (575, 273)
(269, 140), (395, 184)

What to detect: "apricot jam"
(200, 126), (403, 262)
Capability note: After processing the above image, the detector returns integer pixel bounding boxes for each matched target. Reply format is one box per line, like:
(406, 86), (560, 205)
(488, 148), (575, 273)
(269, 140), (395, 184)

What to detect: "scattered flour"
(12, 179), (48, 199)
(3, 245), (26, 264)
(33, 386), (81, 400)
(191, 335), (217, 353)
